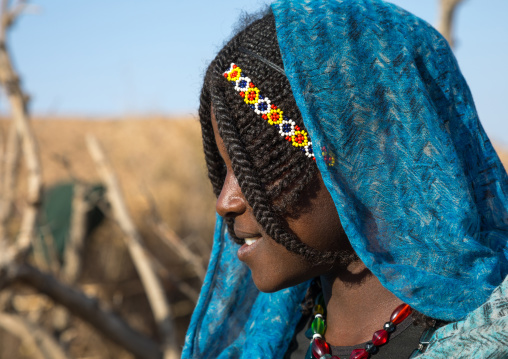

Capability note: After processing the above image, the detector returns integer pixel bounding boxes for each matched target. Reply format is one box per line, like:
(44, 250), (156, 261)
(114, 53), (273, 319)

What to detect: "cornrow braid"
(199, 9), (441, 329)
(199, 78), (225, 198)
(200, 11), (339, 265)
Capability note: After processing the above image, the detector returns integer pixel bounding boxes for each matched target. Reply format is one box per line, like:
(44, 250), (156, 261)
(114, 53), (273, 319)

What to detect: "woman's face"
(211, 110), (353, 292)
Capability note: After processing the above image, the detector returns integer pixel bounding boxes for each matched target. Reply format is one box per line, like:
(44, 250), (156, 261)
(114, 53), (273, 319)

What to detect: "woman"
(183, 0), (508, 358)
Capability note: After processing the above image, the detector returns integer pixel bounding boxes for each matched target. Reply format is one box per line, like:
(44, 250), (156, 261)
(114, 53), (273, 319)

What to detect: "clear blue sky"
(3, 0), (508, 144)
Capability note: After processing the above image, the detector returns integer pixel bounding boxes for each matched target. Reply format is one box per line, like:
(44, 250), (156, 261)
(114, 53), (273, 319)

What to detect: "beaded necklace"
(305, 292), (413, 359)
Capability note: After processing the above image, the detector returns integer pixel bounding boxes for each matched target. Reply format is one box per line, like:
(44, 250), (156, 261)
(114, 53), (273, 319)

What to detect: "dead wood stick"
(0, 262), (162, 359)
(143, 188), (206, 282)
(152, 219), (206, 282)
(62, 183), (87, 283)
(39, 223), (60, 274)
(86, 198), (200, 303)
(55, 183), (95, 332)
(151, 253), (200, 303)
(437, 0), (465, 48)
(0, 311), (69, 359)
(0, 122), (20, 241)
(0, 0), (28, 42)
(0, 1), (42, 255)
(86, 135), (178, 359)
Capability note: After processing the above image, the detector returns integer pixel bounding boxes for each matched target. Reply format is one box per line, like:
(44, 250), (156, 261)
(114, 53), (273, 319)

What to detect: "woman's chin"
(252, 278), (286, 293)
(249, 267), (314, 293)
(253, 281), (290, 293)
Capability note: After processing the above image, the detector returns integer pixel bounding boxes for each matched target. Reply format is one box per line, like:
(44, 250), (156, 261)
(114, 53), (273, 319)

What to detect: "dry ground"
(0, 116), (217, 359)
(0, 116), (507, 359)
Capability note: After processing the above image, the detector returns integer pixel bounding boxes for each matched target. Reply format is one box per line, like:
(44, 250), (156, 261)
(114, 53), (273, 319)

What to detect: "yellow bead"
(313, 304), (325, 315)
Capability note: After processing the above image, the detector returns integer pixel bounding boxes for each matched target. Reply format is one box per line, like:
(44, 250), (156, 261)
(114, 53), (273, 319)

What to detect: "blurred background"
(0, 1), (506, 358)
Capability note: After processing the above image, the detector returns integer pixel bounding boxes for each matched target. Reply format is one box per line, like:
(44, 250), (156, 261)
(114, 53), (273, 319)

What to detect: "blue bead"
(384, 321), (395, 333)
(305, 341), (314, 359)
(365, 342), (378, 354)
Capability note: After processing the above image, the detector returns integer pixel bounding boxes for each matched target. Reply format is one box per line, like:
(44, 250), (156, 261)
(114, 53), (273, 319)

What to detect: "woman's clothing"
(418, 277), (508, 358)
(285, 314), (427, 359)
(272, 0), (508, 322)
(183, 0), (508, 357)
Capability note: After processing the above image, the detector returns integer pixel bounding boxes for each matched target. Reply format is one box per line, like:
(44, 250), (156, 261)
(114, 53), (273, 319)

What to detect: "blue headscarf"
(183, 0), (508, 357)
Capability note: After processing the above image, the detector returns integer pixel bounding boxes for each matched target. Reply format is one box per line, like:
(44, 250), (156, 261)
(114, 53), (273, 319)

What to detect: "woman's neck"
(320, 260), (403, 346)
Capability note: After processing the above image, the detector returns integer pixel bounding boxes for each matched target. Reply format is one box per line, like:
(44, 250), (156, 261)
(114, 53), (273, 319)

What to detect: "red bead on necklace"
(305, 300), (413, 359)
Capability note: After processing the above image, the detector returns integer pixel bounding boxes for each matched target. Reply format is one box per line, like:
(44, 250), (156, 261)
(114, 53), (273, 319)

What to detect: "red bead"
(311, 338), (331, 358)
(223, 73), (228, 78)
(249, 82), (254, 87)
(390, 304), (412, 325)
(232, 64), (237, 68)
(372, 329), (388, 346)
(331, 357), (341, 359)
(350, 348), (369, 359)
(295, 125), (300, 130)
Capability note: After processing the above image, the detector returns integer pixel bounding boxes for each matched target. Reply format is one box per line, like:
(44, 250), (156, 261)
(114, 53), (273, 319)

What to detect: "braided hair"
(199, 9), (446, 330)
(199, 11), (348, 265)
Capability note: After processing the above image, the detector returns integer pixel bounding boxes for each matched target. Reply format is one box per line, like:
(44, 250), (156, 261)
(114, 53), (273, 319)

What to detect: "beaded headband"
(223, 63), (316, 161)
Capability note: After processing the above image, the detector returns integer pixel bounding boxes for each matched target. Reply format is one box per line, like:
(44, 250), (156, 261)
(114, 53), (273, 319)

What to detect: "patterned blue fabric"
(183, 0), (508, 357)
(273, 0), (508, 322)
(418, 275), (508, 358)
(183, 214), (309, 358)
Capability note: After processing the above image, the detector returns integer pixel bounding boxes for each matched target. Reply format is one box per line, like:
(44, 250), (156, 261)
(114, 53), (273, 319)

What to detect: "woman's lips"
(237, 236), (262, 261)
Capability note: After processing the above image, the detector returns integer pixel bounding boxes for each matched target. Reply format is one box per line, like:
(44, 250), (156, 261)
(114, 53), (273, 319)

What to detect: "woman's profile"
(183, 0), (508, 358)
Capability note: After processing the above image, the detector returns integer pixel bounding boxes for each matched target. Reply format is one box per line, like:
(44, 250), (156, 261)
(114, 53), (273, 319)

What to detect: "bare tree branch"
(151, 218), (207, 282)
(86, 135), (178, 359)
(52, 183), (89, 332)
(0, 262), (162, 359)
(0, 0), (29, 43)
(143, 187), (206, 282)
(39, 223), (60, 274)
(437, 0), (465, 48)
(0, 311), (70, 359)
(0, 0), (42, 256)
(91, 200), (200, 303)
(0, 122), (20, 241)
(61, 183), (87, 283)
(150, 252), (200, 303)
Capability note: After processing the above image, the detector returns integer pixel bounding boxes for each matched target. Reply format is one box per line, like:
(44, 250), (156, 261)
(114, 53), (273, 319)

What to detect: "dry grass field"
(0, 116), (507, 359)
(14, 116), (217, 234)
(0, 116), (217, 359)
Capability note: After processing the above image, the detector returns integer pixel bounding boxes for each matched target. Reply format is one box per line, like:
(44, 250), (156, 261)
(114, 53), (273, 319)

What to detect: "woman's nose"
(216, 170), (247, 218)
